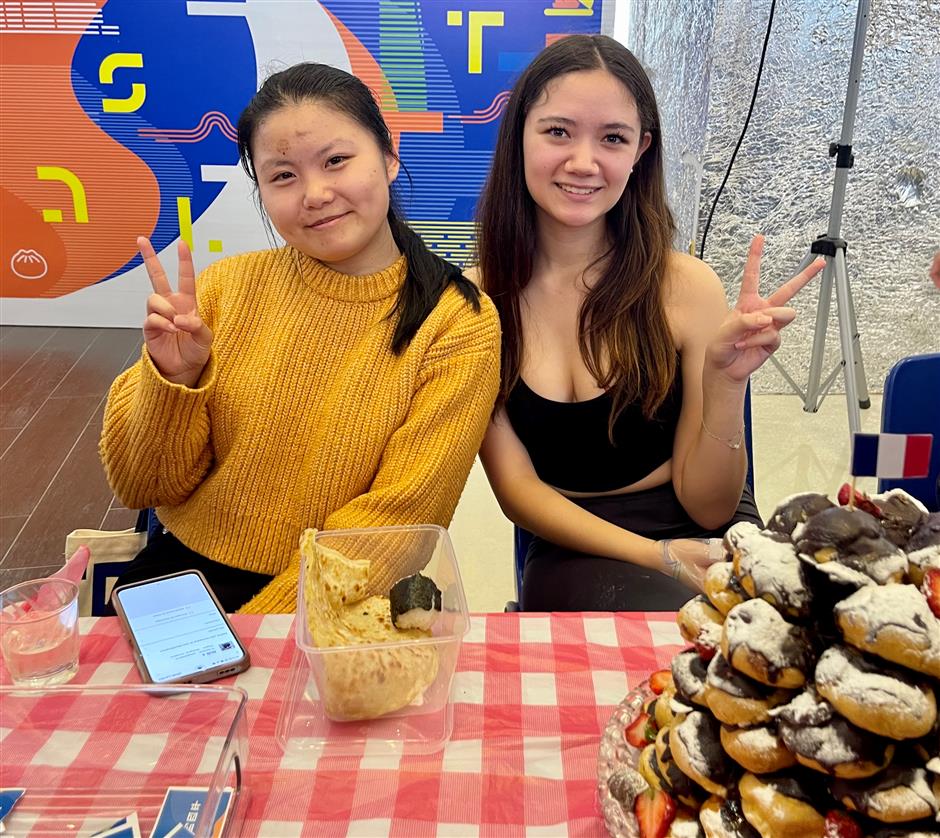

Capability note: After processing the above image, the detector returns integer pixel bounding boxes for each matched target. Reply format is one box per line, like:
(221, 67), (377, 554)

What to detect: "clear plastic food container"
(278, 524), (470, 757)
(0, 683), (247, 836)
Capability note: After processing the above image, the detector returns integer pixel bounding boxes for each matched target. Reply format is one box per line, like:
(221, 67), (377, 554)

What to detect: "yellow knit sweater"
(100, 247), (500, 613)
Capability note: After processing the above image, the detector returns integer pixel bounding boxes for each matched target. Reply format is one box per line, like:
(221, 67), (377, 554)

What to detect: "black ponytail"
(386, 199), (480, 353)
(237, 62), (480, 354)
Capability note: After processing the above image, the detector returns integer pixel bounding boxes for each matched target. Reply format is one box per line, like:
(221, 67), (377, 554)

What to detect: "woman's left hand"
(706, 234), (823, 383)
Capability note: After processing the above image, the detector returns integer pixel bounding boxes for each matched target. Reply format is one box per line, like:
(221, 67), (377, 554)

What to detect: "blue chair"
(507, 381), (757, 609)
(878, 353), (940, 511)
(134, 508), (163, 542)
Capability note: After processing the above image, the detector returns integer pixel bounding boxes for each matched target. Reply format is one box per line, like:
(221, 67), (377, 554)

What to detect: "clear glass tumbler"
(0, 578), (80, 686)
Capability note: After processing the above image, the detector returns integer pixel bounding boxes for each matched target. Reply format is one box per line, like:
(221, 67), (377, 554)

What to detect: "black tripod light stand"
(769, 0), (871, 435)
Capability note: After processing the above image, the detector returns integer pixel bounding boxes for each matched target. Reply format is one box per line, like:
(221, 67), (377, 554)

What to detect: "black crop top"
(504, 373), (683, 493)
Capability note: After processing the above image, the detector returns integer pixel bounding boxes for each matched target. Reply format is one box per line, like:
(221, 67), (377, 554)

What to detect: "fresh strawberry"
(824, 810), (862, 838)
(625, 712), (657, 748)
(836, 483), (881, 517)
(693, 638), (718, 662)
(633, 788), (676, 838)
(649, 670), (673, 695)
(923, 568), (940, 619)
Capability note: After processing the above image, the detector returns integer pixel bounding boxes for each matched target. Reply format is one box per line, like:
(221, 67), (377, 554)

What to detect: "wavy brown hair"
(475, 35), (676, 435)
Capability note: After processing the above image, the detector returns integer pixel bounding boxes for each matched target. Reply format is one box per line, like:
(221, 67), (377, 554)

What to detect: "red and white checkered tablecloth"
(2, 613), (686, 837)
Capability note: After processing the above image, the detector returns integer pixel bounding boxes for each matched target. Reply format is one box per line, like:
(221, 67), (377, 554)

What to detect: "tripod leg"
(804, 251), (835, 412)
(836, 249), (871, 409)
(833, 249), (862, 435)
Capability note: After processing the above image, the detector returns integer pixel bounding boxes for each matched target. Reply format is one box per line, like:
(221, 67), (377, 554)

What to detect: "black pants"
(521, 483), (762, 612)
(109, 531), (273, 614)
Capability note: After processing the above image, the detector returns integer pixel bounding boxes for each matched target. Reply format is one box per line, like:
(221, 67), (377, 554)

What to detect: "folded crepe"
(301, 528), (439, 721)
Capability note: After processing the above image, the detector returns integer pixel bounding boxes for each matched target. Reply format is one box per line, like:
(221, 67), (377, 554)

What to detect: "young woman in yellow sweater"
(100, 63), (500, 613)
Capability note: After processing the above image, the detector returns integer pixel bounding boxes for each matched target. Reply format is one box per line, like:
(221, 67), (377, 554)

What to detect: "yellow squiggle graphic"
(36, 166), (89, 223)
(100, 52), (146, 113)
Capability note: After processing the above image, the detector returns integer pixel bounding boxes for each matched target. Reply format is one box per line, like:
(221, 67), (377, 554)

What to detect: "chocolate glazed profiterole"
(795, 506), (908, 585)
(814, 645), (937, 740)
(772, 688), (895, 778)
(703, 653), (793, 727)
(612, 487), (940, 838)
(738, 772), (827, 838)
(905, 511), (940, 586)
(719, 723), (796, 775)
(835, 583), (940, 679)
(698, 794), (761, 838)
(726, 524), (813, 619)
(703, 561), (748, 617)
(721, 598), (814, 689)
(833, 764), (940, 824)
(765, 492), (835, 538)
(670, 711), (738, 798)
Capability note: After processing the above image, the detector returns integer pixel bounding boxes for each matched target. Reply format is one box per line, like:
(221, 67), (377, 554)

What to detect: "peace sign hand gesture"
(706, 235), (824, 383)
(139, 237), (213, 388)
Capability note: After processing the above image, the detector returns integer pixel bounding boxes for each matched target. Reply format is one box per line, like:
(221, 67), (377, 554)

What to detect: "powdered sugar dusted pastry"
(814, 645), (937, 740)
(833, 765), (939, 824)
(678, 595), (725, 659)
(638, 742), (665, 792)
(670, 710), (738, 798)
(797, 550), (875, 593)
(766, 492), (835, 538)
(731, 529), (812, 618)
(720, 723), (796, 774)
(672, 648), (709, 707)
(655, 726), (708, 808)
(835, 583), (940, 678)
(703, 653), (792, 727)
(667, 814), (705, 837)
(698, 795), (760, 838)
(738, 772), (826, 838)
(907, 512), (940, 554)
(795, 506), (908, 585)
(704, 562), (748, 617)
(721, 599), (814, 689)
(873, 489), (929, 548)
(772, 688), (895, 779)
(907, 545), (940, 588)
(655, 683), (679, 729)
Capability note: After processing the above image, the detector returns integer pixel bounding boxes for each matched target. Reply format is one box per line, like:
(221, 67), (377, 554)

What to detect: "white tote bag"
(65, 528), (146, 616)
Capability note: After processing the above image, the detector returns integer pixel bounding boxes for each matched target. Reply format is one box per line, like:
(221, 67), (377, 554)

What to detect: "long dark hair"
(476, 35), (676, 431)
(237, 62), (480, 353)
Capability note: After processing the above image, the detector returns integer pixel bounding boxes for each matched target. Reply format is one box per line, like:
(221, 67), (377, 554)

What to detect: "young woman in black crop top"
(470, 35), (823, 611)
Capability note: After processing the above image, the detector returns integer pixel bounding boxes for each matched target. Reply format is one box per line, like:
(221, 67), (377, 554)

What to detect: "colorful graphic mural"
(0, 0), (605, 324)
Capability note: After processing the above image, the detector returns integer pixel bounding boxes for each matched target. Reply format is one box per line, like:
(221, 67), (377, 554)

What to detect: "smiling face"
(252, 100), (400, 276)
(522, 68), (651, 236)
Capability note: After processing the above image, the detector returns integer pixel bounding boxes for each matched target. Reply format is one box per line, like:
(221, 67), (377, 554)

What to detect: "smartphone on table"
(111, 570), (250, 684)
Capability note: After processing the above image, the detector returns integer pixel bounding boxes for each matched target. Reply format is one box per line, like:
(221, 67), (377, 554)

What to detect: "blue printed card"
(90, 812), (142, 838)
(0, 789), (25, 824)
(149, 787), (233, 838)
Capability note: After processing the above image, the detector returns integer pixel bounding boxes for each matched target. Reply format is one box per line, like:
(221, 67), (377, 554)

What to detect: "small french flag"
(851, 433), (933, 479)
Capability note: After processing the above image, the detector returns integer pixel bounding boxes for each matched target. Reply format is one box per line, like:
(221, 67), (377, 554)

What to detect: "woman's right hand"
(656, 537), (725, 591)
(139, 236), (213, 388)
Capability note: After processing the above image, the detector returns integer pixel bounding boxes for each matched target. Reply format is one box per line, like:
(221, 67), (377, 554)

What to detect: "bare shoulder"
(664, 251), (729, 348)
(664, 250), (726, 306)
